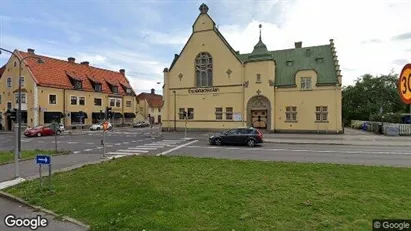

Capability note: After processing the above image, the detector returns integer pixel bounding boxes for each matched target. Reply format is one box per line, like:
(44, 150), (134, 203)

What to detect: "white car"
(90, 122), (112, 131)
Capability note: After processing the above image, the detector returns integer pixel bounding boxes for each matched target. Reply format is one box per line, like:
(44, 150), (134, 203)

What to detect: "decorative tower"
(248, 24), (273, 61)
(199, 3), (209, 14)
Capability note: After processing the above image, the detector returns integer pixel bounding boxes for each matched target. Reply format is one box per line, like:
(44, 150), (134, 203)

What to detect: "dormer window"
(112, 86), (118, 94)
(286, 61), (294, 66)
(316, 57), (324, 63)
(74, 81), (82, 90)
(94, 84), (102, 92)
(126, 88), (132, 94)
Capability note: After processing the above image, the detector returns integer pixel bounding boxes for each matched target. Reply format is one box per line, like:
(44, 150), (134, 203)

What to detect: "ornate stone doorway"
(247, 95), (271, 130)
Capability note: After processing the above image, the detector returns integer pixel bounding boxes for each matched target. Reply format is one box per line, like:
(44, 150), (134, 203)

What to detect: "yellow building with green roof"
(161, 3), (343, 133)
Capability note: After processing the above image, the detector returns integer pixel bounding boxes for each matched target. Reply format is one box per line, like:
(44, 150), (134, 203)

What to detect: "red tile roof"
(0, 64), (6, 79)
(17, 50), (135, 96)
(137, 92), (163, 108)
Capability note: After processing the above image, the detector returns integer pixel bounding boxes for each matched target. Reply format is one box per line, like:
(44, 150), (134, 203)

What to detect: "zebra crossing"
(105, 139), (185, 158)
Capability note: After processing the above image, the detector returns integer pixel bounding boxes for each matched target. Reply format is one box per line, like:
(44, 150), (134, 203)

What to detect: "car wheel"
(214, 138), (222, 146)
(96, 127), (100, 131)
(246, 139), (255, 147)
(56, 130), (61, 135)
(37, 133), (42, 137)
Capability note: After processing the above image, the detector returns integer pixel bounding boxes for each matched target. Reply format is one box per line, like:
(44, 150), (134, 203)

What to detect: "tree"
(342, 72), (408, 125)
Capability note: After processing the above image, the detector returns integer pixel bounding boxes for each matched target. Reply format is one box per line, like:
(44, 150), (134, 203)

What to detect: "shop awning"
(124, 113), (136, 118)
(113, 112), (123, 119)
(44, 112), (64, 120)
(92, 112), (104, 119)
(71, 112), (88, 119)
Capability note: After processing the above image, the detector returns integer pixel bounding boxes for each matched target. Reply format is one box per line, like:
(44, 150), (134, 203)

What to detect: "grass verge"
(0, 150), (70, 165)
(4, 156), (411, 231)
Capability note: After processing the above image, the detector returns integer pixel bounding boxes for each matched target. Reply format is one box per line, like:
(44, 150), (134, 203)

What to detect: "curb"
(0, 191), (90, 230)
(264, 140), (411, 146)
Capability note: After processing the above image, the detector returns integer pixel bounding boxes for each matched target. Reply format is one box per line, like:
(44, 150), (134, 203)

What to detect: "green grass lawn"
(4, 156), (411, 231)
(0, 150), (70, 165)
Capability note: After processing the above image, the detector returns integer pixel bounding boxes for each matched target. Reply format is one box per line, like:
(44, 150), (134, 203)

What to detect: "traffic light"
(105, 107), (113, 120)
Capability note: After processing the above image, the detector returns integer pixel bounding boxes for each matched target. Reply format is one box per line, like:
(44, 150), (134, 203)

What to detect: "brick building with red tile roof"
(136, 88), (163, 124)
(0, 48), (138, 130)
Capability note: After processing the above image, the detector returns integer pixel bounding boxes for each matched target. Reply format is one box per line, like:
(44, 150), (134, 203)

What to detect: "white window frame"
(70, 96), (78, 105)
(126, 101), (131, 107)
(15, 93), (26, 104)
(94, 98), (102, 106)
(115, 99), (121, 107)
(79, 96), (86, 106)
(7, 78), (12, 88)
(109, 98), (115, 107)
(49, 94), (57, 105)
(215, 107), (223, 120)
(301, 77), (312, 90)
(285, 106), (297, 121)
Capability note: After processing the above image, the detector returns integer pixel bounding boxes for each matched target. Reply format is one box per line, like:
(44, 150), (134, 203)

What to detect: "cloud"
(361, 39), (382, 44)
(392, 32), (411, 41)
(392, 59), (409, 66)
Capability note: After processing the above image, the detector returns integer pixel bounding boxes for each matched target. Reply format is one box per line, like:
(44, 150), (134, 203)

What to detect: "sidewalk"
(263, 138), (411, 146)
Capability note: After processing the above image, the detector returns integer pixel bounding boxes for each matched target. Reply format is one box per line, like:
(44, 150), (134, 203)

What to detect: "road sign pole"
(39, 164), (43, 188)
(48, 160), (52, 191)
(14, 124), (19, 178)
(54, 123), (57, 154)
(103, 130), (106, 158)
(184, 117), (187, 139)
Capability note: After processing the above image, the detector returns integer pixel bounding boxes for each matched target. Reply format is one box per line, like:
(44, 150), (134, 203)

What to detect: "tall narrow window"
(215, 107), (223, 120)
(316, 106), (328, 122)
(301, 77), (312, 90)
(20, 77), (25, 87)
(195, 52), (213, 87)
(178, 108), (185, 120)
(225, 107), (233, 120)
(71, 96), (77, 105)
(7, 78), (11, 87)
(187, 108), (194, 120)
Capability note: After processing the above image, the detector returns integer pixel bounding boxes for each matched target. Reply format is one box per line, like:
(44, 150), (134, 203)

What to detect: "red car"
(24, 125), (60, 137)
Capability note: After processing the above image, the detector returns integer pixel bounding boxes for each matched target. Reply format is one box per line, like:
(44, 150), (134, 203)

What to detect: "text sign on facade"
(398, 63), (411, 104)
(188, 87), (219, 94)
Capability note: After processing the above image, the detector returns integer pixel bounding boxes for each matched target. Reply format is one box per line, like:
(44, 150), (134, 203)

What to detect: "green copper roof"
(238, 44), (338, 86)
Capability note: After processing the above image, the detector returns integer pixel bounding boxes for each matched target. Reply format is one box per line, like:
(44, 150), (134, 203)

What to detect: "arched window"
(195, 52), (213, 87)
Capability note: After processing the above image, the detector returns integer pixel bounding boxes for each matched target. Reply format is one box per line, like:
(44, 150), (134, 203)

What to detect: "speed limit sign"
(398, 63), (411, 104)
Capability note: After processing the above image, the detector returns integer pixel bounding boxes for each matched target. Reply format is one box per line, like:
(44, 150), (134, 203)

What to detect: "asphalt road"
(165, 139), (411, 167)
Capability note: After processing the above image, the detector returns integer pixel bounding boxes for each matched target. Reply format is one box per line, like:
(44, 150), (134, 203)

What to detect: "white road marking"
(73, 151), (80, 154)
(132, 141), (137, 143)
(122, 142), (130, 144)
(156, 140), (199, 156)
(83, 149), (93, 152)
(0, 177), (26, 190)
(96, 147), (103, 149)
(107, 145), (113, 147)
(68, 142), (78, 144)
(130, 147), (158, 150)
(117, 149), (149, 153)
(114, 143), (121, 146)
(185, 146), (411, 155)
(106, 152), (140, 155)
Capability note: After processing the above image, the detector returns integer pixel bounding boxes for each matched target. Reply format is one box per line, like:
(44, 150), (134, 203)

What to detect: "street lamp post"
(0, 48), (43, 178)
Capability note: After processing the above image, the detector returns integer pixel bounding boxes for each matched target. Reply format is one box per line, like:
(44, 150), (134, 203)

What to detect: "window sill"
(285, 120), (298, 123)
(315, 121), (329, 123)
(300, 89), (313, 91)
(256, 81), (262, 84)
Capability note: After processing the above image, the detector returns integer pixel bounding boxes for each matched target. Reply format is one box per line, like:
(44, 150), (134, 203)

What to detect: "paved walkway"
(0, 197), (86, 231)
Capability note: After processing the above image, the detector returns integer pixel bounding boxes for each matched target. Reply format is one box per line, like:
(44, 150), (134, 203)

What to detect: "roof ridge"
(17, 50), (126, 78)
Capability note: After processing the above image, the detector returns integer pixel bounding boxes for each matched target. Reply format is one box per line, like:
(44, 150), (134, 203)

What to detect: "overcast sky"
(0, 0), (410, 94)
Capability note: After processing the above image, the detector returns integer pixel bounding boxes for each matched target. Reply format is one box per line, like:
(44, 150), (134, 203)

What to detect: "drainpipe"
(63, 89), (66, 127)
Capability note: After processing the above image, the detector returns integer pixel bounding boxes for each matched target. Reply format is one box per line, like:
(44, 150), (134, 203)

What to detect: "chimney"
(68, 57), (75, 63)
(27, 48), (35, 54)
(80, 61), (89, 66)
(119, 69), (125, 76)
(151, 88), (155, 94)
(294, 41), (302, 48)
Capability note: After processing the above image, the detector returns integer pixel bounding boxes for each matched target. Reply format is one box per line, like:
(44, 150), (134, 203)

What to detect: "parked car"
(133, 121), (150, 128)
(90, 122), (112, 131)
(24, 125), (61, 137)
(209, 127), (264, 147)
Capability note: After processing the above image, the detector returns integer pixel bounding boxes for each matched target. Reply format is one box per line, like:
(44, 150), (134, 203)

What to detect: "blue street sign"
(36, 155), (51, 165)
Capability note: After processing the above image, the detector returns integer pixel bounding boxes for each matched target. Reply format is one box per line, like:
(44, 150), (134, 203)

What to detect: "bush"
(370, 113), (403, 123)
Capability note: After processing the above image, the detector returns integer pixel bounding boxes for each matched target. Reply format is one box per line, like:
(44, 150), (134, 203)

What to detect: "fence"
(350, 120), (411, 136)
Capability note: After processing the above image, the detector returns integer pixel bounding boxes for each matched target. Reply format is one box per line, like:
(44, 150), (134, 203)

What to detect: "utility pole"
(184, 110), (188, 139)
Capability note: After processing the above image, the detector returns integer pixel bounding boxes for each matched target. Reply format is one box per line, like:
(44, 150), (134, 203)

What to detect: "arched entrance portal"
(246, 95), (271, 130)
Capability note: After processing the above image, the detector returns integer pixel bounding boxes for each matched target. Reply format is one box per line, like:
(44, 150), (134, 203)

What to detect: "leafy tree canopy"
(342, 71), (408, 125)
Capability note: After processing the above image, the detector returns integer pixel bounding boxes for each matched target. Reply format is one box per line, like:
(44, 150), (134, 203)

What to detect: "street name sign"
(398, 63), (411, 104)
(36, 155), (51, 165)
